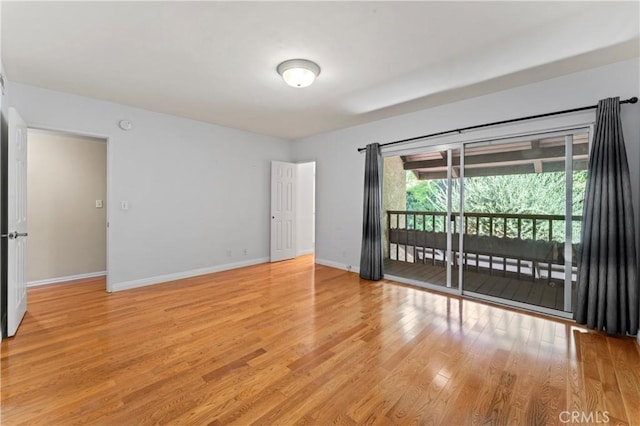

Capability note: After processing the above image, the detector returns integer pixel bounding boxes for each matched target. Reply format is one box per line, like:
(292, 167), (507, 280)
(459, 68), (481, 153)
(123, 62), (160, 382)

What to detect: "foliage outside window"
(405, 171), (587, 242)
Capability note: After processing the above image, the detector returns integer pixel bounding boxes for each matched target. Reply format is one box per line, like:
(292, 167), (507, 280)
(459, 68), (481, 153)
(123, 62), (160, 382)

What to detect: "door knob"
(0, 232), (28, 239)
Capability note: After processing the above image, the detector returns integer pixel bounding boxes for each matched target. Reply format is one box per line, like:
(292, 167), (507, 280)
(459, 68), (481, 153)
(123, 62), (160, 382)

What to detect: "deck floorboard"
(384, 258), (571, 312)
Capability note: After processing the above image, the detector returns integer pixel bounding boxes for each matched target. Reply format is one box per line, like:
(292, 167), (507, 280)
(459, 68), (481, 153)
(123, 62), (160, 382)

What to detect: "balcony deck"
(383, 258), (575, 312)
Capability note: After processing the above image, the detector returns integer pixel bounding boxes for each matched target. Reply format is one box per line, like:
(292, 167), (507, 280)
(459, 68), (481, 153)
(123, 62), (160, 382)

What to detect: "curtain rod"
(357, 96), (638, 152)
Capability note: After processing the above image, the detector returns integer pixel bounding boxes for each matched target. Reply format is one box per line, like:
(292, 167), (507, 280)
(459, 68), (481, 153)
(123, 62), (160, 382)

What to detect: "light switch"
(120, 201), (129, 210)
(95, 200), (103, 208)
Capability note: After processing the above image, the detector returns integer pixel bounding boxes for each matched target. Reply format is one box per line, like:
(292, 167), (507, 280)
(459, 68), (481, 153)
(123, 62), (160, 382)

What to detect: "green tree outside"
(405, 171), (587, 242)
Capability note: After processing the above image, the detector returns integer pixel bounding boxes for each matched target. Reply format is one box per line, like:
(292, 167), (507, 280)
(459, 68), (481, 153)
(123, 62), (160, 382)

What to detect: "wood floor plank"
(2, 255), (639, 425)
(608, 337), (640, 424)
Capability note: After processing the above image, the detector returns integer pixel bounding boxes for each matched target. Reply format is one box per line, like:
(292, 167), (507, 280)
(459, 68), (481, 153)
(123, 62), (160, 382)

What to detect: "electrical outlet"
(95, 200), (103, 208)
(346, 265), (352, 271)
(242, 248), (248, 256)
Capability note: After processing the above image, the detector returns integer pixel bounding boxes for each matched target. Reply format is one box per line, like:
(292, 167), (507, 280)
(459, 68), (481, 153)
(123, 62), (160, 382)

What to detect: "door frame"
(25, 123), (113, 293)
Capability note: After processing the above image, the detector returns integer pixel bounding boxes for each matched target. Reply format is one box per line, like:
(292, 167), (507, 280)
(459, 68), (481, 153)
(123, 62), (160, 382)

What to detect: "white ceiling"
(2, 1), (639, 140)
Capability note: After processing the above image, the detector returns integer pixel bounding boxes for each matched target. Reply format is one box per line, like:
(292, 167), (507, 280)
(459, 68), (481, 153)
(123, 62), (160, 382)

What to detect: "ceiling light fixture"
(277, 59), (321, 88)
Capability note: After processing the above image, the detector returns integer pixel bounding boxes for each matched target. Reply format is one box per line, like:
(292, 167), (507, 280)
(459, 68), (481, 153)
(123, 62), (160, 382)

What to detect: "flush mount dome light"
(277, 59), (321, 88)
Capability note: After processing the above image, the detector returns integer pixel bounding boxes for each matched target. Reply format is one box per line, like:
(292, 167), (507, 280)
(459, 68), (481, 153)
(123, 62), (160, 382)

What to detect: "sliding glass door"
(382, 127), (590, 316)
(383, 147), (460, 292)
(459, 129), (589, 315)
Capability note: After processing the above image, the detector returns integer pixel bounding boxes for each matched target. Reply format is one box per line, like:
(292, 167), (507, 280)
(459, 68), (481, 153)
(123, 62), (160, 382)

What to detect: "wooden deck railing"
(387, 210), (582, 282)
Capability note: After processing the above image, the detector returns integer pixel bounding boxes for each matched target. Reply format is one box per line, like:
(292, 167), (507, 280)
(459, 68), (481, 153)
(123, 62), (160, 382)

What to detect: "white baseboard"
(315, 258), (360, 274)
(296, 248), (315, 256)
(111, 257), (270, 292)
(28, 271), (107, 287)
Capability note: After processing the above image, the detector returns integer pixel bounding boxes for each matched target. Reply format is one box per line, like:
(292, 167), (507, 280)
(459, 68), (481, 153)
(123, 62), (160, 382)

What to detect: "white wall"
(8, 82), (291, 291)
(296, 162), (315, 255)
(292, 58), (640, 274)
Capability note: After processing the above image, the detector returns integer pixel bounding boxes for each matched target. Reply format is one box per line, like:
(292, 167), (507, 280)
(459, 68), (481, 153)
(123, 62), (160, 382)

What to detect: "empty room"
(1, 2), (639, 425)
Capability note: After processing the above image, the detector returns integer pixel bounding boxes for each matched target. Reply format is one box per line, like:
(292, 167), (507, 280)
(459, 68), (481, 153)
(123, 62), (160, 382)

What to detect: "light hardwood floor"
(1, 255), (639, 425)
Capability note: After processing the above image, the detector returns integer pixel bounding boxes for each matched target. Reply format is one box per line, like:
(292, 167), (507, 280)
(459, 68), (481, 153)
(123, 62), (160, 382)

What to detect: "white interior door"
(7, 108), (28, 337)
(270, 161), (296, 262)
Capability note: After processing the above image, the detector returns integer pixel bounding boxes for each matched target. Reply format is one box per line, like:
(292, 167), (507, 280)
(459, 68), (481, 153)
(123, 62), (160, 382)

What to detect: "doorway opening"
(26, 129), (108, 289)
(296, 161), (315, 261)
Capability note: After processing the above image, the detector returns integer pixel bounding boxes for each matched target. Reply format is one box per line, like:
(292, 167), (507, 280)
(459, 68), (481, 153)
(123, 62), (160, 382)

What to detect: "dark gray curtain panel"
(360, 143), (384, 281)
(575, 97), (638, 335)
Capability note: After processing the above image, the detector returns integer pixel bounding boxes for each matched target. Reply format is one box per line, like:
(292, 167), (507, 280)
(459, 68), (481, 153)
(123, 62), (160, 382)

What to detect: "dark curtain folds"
(575, 97), (638, 335)
(360, 143), (384, 281)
